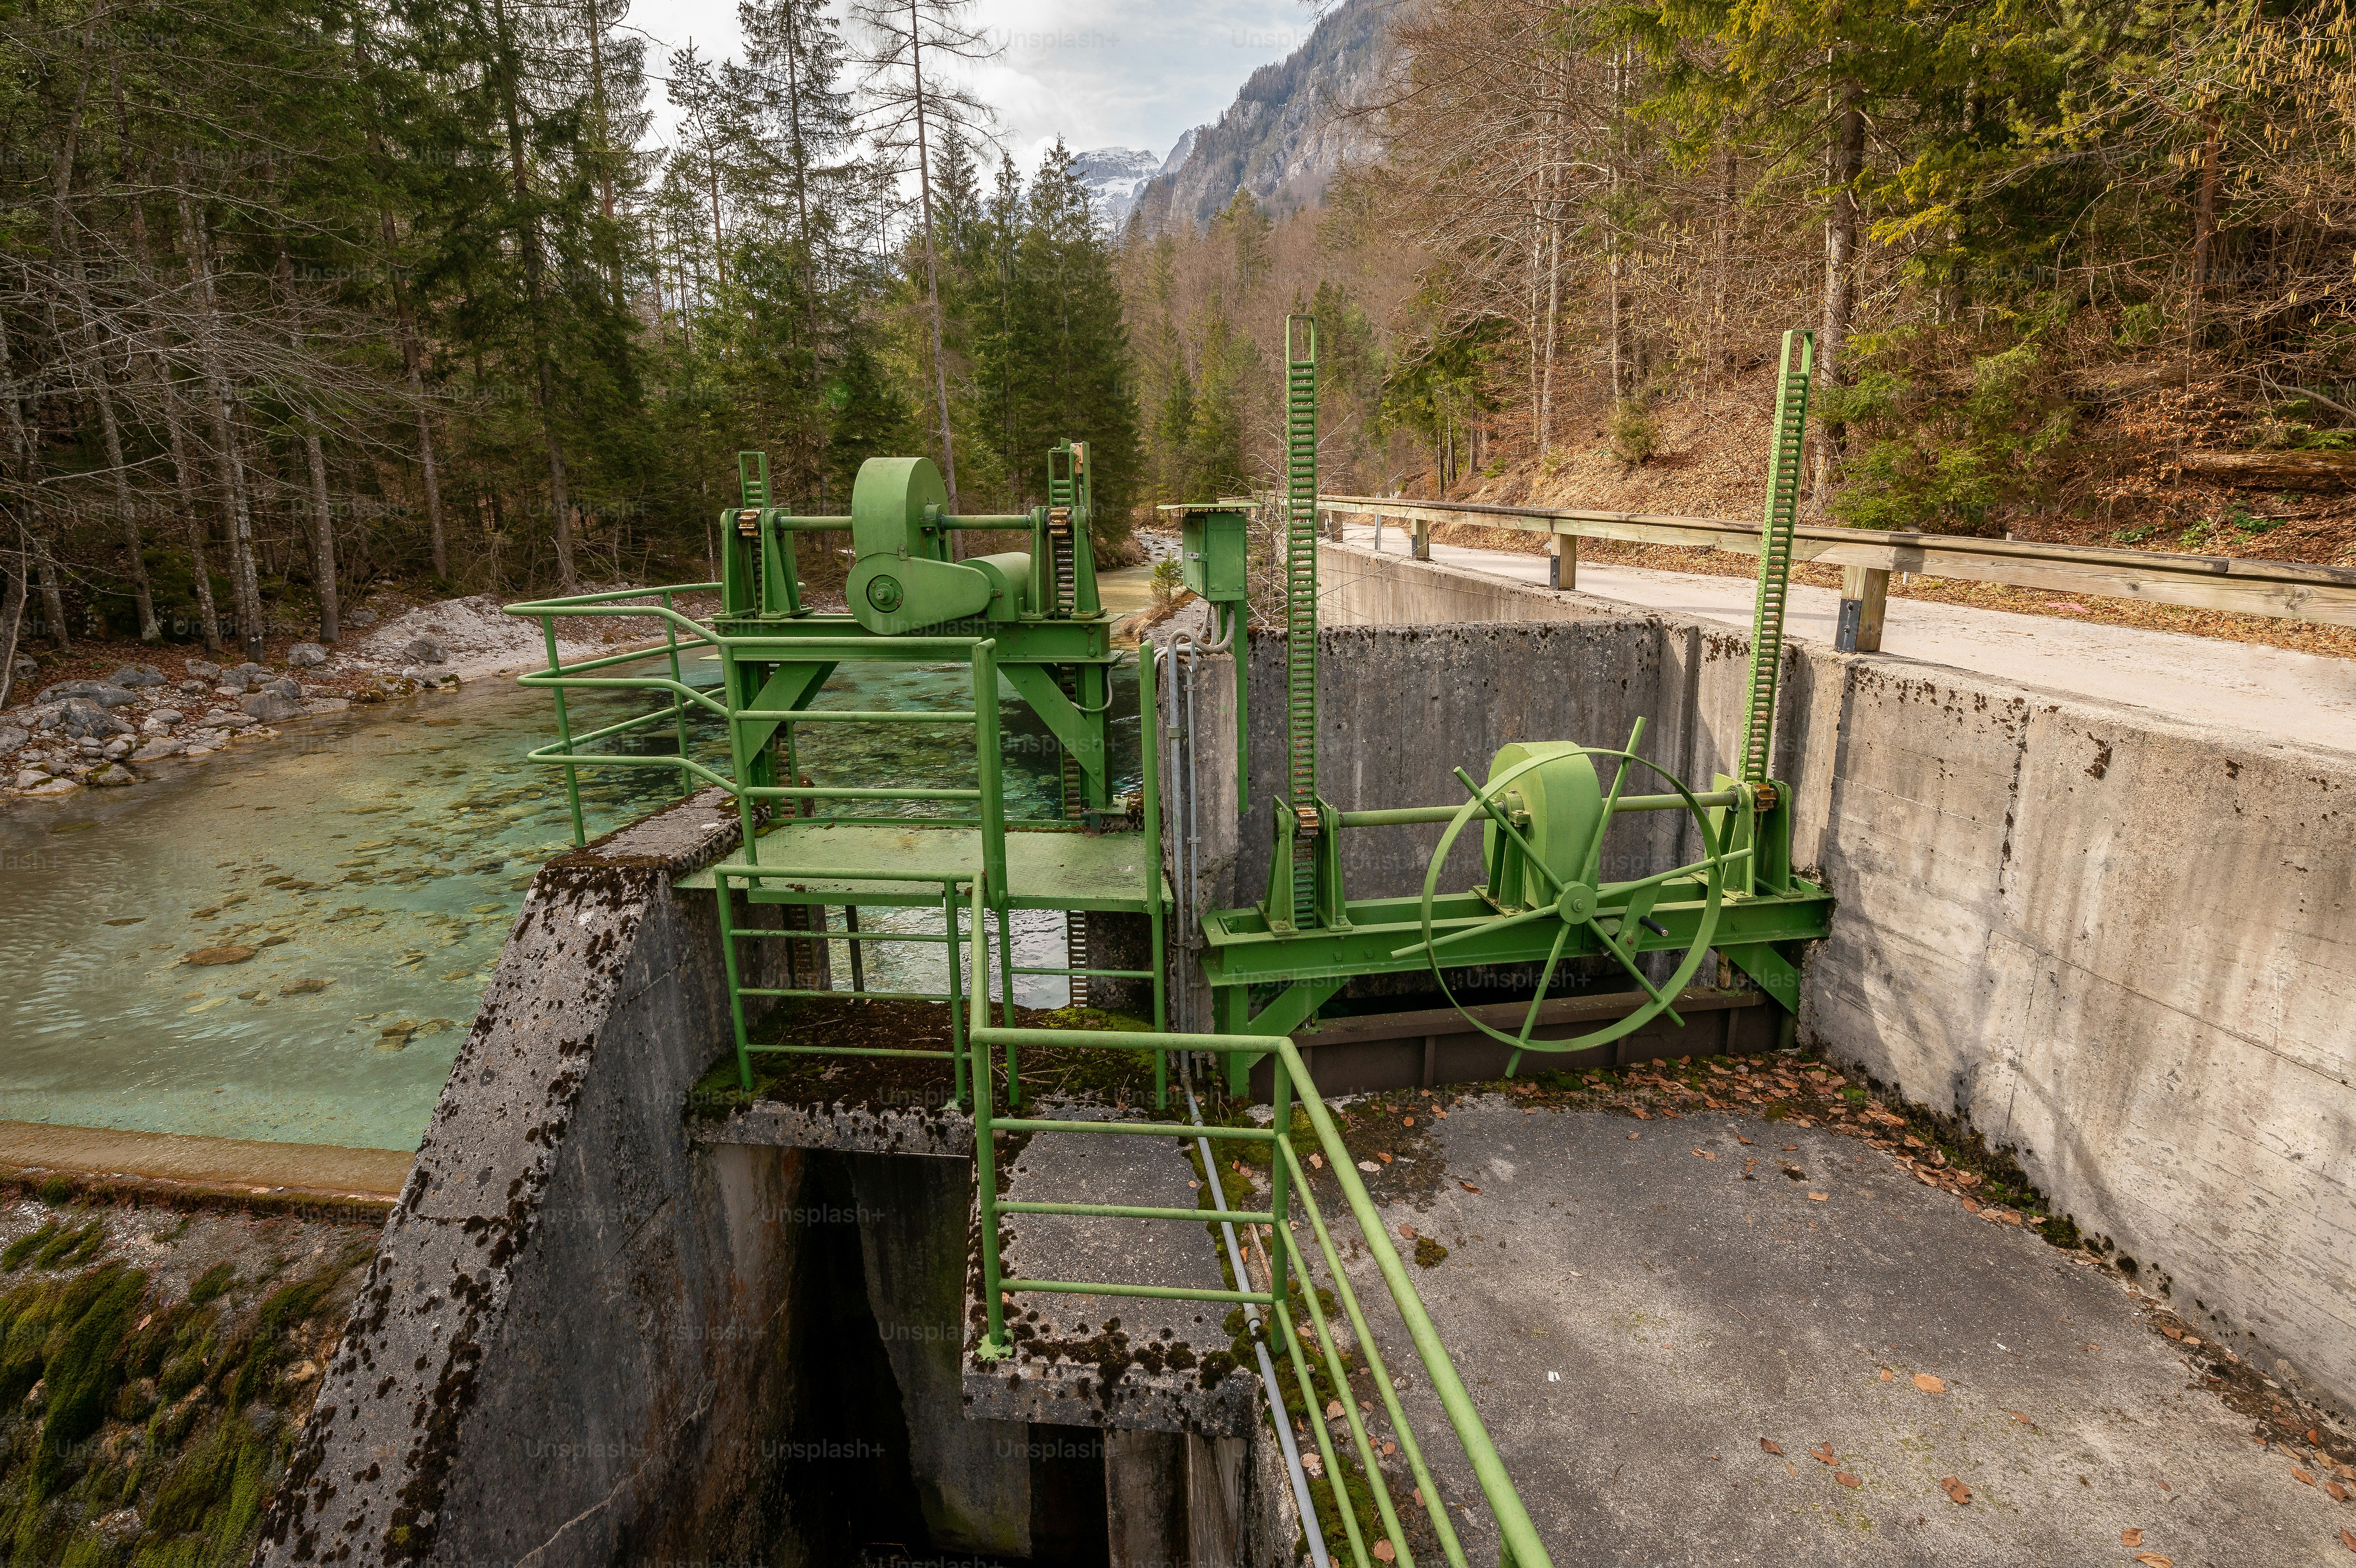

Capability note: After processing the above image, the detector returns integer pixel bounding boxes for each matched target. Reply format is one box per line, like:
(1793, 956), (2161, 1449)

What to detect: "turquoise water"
(0, 641), (1145, 1151)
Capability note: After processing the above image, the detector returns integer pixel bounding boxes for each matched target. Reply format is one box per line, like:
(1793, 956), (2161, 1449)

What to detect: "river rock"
(0, 727), (24, 755)
(9, 655), (34, 683)
(85, 762), (138, 787)
(241, 689), (304, 722)
(233, 661), (268, 676)
(109, 663), (168, 688)
(347, 607), (376, 626)
(400, 637), (446, 664)
(279, 977), (332, 995)
(57, 699), (132, 740)
(131, 738), (183, 761)
(22, 777), (75, 795)
(205, 710), (257, 729)
(184, 659), (222, 681)
(103, 736), (132, 758)
(13, 767), (48, 788)
(38, 680), (138, 708)
(287, 642), (328, 667)
(184, 944), (256, 965)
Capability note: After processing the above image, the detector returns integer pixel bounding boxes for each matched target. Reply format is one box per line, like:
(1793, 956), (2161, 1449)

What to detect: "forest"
(5, 0), (2356, 673)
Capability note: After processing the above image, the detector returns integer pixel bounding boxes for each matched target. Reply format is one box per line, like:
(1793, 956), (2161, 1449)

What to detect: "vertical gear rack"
(1738, 329), (1813, 789)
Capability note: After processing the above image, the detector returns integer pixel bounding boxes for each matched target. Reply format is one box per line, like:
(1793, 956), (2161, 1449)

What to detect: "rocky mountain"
(1130, 0), (1389, 234)
(1070, 147), (1163, 232)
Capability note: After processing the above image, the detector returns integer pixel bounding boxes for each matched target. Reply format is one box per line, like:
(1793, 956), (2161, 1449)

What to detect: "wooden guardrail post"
(1413, 518), (1430, 561)
(1549, 530), (1576, 591)
(1836, 566), (1888, 652)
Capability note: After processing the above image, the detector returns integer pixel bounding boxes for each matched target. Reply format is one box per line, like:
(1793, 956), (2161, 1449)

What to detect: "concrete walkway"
(1334, 522), (2356, 755)
(1320, 1095), (2351, 1567)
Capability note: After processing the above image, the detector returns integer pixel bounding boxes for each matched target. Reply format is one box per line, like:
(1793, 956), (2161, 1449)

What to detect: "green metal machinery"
(1194, 326), (1834, 1091)
(501, 327), (1833, 1568)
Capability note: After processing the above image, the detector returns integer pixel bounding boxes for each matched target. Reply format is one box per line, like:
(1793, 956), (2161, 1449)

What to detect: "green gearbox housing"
(718, 442), (1102, 635)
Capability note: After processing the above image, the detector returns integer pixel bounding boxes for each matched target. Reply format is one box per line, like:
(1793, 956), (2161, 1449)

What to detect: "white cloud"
(635, 0), (1321, 166)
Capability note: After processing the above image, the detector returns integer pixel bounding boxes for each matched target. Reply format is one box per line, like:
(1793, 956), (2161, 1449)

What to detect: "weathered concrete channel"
(258, 541), (2354, 1562)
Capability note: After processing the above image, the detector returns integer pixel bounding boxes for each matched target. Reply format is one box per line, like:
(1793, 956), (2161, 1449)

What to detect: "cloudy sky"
(636, 0), (1325, 170)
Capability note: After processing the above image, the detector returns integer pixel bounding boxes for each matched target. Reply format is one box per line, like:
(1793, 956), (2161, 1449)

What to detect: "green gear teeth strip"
(1739, 329), (1813, 788)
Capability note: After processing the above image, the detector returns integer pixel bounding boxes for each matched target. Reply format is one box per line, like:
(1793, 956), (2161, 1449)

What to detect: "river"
(0, 572), (1156, 1151)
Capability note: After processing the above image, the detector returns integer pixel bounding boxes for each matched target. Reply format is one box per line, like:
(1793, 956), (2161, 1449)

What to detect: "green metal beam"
(1201, 884), (1832, 988)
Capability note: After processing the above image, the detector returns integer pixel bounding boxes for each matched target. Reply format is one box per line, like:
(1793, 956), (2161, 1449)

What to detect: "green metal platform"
(678, 821), (1166, 912)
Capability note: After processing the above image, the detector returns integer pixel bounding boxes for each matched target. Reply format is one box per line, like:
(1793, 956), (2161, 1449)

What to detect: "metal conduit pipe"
(1182, 1069), (1330, 1568)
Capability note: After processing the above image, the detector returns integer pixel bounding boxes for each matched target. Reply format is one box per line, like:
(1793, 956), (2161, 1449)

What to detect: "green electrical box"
(1169, 503), (1251, 602)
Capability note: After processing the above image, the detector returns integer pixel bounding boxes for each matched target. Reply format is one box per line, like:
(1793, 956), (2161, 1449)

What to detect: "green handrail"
(961, 873), (1551, 1568)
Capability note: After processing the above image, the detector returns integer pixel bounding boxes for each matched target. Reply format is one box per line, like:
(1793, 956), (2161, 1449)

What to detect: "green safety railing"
(505, 588), (1171, 1105)
(962, 877), (1551, 1568)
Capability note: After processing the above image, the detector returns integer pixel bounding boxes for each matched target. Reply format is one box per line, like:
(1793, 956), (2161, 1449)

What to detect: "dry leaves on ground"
(2339, 1527), (2356, 1552)
(2134, 1554), (2174, 1567)
(1459, 1180), (1481, 1193)
(1941, 1476), (1972, 1505)
(1759, 1439), (1783, 1455)
(1836, 1472), (1863, 1488)
(2122, 1528), (2142, 1547)
(1372, 1544), (1395, 1564)
(1914, 1373), (1947, 1393)
(1326, 1400), (1344, 1419)
(1810, 1443), (1838, 1466)
(2296, 1467), (2319, 1486)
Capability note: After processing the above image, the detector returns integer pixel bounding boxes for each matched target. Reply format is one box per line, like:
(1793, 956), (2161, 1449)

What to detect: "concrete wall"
(257, 790), (812, 1563)
(1280, 541), (2356, 1412)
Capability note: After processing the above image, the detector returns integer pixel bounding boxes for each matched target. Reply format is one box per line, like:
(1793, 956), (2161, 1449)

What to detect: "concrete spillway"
(257, 544), (2355, 1563)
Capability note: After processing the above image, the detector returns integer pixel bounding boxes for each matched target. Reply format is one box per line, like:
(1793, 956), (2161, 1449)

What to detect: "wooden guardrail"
(1317, 494), (2356, 642)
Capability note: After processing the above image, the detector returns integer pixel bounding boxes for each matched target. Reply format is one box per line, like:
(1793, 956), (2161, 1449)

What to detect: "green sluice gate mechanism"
(503, 329), (1833, 1568)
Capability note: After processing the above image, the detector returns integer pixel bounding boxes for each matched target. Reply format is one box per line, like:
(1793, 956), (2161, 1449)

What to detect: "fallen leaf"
(2011, 1411), (2034, 1427)
(2161, 1326), (2184, 1340)
(1357, 1160), (1380, 1173)
(1836, 1472), (1862, 1489)
(1631, 1108), (1651, 1120)
(2328, 1481), (2350, 1502)
(1784, 1461), (1797, 1477)
(1913, 1373), (1946, 1393)
(1326, 1400), (1345, 1419)
(1941, 1476), (1972, 1505)
(1759, 1438), (1784, 1455)
(1412, 1488), (1423, 1507)
(1399, 1224), (1417, 1241)
(1627, 1132), (1640, 1141)
(1376, 1152), (1392, 1164)
(2296, 1468), (2319, 1486)
(1809, 1192), (1828, 1201)
(1308, 1152), (1324, 1169)
(2340, 1528), (2356, 1553)
(1403, 1116), (1415, 1127)
(2134, 1554), (2174, 1568)
(1434, 1109), (1447, 1118)
(1737, 1135), (1755, 1145)
(1459, 1181), (1481, 1194)
(2122, 1528), (2143, 1547)
(1810, 1444), (1837, 1466)
(2307, 1428), (2321, 1445)
(1692, 1149), (1716, 1159)
(1372, 1544), (1395, 1564)
(1782, 1145), (1799, 1152)
(1878, 1368), (1894, 1382)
